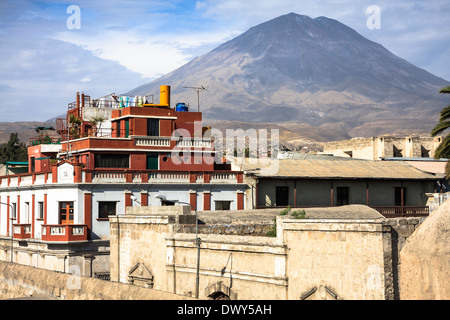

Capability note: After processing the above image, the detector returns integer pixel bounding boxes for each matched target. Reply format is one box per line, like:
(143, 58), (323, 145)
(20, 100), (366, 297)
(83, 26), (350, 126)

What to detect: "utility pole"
(183, 86), (207, 112)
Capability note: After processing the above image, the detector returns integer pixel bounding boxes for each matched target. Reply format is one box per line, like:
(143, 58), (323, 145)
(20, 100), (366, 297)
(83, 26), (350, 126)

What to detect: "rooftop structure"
(322, 135), (443, 160)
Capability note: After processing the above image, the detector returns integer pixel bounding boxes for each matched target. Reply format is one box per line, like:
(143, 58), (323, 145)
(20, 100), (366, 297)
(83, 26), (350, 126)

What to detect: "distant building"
(238, 158), (442, 217)
(0, 162), (28, 176)
(322, 136), (443, 160)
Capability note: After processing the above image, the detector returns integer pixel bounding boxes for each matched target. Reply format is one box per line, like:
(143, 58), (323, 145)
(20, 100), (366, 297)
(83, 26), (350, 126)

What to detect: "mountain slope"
(126, 13), (449, 142)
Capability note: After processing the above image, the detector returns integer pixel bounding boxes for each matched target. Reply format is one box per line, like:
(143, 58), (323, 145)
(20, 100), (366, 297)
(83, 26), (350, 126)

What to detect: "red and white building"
(0, 85), (245, 276)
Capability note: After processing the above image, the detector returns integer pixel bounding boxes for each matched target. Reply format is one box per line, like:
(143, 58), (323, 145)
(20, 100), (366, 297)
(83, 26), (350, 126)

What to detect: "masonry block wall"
(109, 206), (396, 300)
(280, 218), (393, 300)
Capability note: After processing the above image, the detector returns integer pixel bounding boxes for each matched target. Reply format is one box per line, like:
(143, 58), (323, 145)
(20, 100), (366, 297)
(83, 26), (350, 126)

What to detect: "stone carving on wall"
(299, 285), (340, 300)
(128, 262), (154, 288)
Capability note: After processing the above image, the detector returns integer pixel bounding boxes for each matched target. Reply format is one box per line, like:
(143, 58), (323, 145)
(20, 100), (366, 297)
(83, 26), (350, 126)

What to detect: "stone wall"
(399, 199), (450, 299)
(110, 205), (397, 300)
(0, 260), (192, 300)
(323, 136), (441, 160)
(280, 218), (393, 300)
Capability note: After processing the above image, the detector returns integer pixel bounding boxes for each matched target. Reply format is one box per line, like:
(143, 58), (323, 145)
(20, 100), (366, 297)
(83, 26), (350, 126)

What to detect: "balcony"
(13, 224), (32, 240)
(255, 205), (430, 218)
(371, 206), (429, 218)
(41, 224), (88, 242)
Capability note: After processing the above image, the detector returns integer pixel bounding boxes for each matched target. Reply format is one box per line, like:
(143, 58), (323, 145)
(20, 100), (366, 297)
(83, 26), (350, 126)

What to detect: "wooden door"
(59, 201), (74, 224)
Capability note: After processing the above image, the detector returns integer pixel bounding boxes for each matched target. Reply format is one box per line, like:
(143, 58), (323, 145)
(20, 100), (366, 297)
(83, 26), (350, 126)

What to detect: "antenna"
(183, 86), (207, 112)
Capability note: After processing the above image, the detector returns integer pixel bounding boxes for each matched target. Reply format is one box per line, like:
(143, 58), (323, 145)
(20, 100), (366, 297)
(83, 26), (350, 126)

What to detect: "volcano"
(126, 13), (449, 142)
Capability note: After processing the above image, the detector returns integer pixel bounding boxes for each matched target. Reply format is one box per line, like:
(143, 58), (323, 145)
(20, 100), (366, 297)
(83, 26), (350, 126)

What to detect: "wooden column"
(294, 180), (297, 208)
(401, 182), (404, 216)
(330, 181), (334, 207)
(366, 181), (370, 206)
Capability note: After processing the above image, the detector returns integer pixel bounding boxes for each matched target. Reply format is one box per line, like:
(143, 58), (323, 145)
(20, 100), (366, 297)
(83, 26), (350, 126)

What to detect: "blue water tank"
(176, 103), (188, 112)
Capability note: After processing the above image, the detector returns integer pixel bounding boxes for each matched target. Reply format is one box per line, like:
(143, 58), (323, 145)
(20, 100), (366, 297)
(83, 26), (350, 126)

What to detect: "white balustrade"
(72, 226), (85, 235)
(211, 173), (237, 182)
(176, 139), (212, 148)
(50, 226), (65, 235)
(92, 172), (126, 183)
(135, 137), (170, 147)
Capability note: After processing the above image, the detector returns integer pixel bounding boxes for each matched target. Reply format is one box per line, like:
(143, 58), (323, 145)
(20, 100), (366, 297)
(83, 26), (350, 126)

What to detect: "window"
(421, 146), (430, 158)
(98, 202), (117, 219)
(395, 187), (407, 206)
(146, 153), (159, 170)
(393, 146), (403, 157)
(147, 119), (159, 136)
(37, 202), (44, 219)
(95, 154), (129, 168)
(336, 187), (349, 206)
(215, 201), (231, 210)
(11, 203), (16, 219)
(25, 202), (30, 223)
(59, 201), (74, 224)
(276, 186), (289, 206)
(125, 119), (130, 138)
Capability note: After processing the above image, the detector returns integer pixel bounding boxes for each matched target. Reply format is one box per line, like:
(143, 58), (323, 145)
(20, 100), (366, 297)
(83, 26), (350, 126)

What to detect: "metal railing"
(29, 136), (61, 146)
(371, 206), (429, 217)
(68, 94), (155, 110)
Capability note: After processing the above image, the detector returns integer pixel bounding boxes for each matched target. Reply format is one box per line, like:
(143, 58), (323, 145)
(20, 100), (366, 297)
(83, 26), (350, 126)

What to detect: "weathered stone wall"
(399, 199), (450, 299)
(109, 205), (397, 300)
(323, 137), (376, 159)
(281, 218), (393, 300)
(323, 136), (442, 160)
(0, 260), (192, 300)
(175, 223), (273, 236)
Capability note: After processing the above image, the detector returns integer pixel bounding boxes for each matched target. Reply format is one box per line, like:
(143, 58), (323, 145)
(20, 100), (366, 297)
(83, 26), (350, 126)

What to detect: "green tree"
(431, 86), (450, 178)
(0, 133), (28, 163)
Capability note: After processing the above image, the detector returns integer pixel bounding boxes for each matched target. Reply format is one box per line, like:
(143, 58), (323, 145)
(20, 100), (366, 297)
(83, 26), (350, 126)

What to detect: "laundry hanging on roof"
(119, 96), (130, 108)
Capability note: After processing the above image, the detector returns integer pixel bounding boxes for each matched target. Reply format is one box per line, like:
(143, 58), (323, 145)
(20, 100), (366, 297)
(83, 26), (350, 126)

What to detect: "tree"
(0, 133), (28, 163)
(431, 85), (450, 178)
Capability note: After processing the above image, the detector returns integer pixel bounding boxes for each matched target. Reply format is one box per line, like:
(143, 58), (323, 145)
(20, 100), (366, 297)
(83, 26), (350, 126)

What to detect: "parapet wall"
(0, 260), (192, 300)
(110, 205), (395, 300)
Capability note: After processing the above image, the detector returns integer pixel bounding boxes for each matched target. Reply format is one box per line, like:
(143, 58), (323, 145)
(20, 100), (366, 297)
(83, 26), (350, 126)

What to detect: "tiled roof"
(241, 158), (442, 180)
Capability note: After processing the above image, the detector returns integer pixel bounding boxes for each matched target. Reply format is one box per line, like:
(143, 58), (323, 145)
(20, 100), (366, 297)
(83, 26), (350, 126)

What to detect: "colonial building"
(0, 85), (245, 276)
(237, 157), (442, 217)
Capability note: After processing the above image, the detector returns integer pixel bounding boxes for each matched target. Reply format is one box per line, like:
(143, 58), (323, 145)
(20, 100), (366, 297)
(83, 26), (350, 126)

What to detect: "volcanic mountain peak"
(126, 13), (448, 141)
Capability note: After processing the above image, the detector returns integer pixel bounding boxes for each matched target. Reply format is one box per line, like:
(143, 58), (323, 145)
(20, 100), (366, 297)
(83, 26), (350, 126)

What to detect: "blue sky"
(0, 0), (449, 122)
